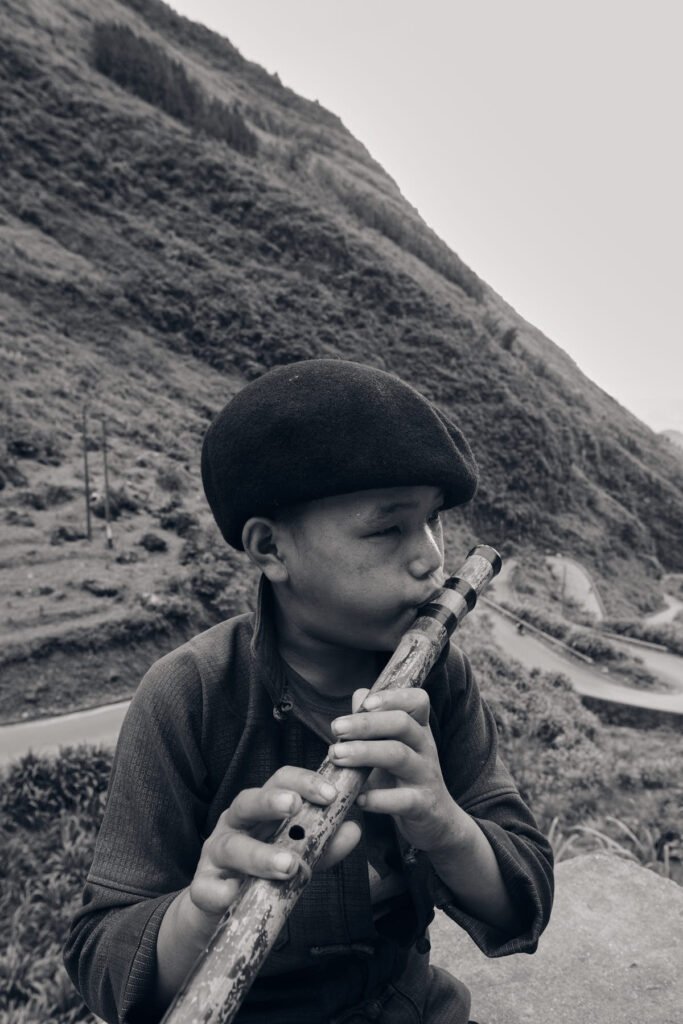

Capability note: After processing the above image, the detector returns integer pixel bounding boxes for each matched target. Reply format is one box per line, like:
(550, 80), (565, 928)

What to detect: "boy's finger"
(359, 688), (430, 726)
(328, 739), (424, 780)
(189, 875), (242, 917)
(317, 820), (362, 870)
(265, 767), (338, 805)
(356, 786), (422, 817)
(214, 829), (301, 880)
(331, 709), (425, 750)
(352, 688), (371, 713)
(223, 787), (302, 830)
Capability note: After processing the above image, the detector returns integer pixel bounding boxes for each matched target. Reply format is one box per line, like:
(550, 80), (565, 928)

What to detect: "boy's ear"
(241, 517), (289, 582)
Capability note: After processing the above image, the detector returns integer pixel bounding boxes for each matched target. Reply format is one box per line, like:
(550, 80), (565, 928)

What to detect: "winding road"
(1, 557), (682, 767)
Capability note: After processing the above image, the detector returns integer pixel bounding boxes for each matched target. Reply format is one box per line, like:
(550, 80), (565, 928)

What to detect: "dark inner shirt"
(282, 661), (408, 915)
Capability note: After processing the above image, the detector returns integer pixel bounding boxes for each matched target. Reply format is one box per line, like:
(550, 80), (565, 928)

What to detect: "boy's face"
(275, 485), (446, 652)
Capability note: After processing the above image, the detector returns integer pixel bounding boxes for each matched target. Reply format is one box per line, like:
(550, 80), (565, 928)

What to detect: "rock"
(430, 853), (683, 1024)
(139, 532), (167, 553)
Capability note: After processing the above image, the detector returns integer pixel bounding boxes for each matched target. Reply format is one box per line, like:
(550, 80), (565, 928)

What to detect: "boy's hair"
(201, 359), (478, 549)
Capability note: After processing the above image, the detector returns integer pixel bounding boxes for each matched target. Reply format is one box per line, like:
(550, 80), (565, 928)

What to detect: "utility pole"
(82, 406), (92, 541)
(101, 417), (113, 549)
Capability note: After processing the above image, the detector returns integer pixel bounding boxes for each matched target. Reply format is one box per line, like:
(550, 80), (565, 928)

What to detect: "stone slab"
(429, 853), (683, 1024)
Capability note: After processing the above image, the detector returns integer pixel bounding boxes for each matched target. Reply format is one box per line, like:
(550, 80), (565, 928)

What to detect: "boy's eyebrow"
(370, 501), (416, 517)
(363, 495), (444, 521)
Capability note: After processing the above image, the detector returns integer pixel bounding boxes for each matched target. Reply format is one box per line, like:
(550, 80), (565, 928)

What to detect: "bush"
(139, 531), (167, 552)
(90, 485), (138, 520)
(7, 423), (62, 464)
(159, 508), (199, 536)
(0, 750), (111, 1023)
(20, 484), (74, 510)
(51, 524), (86, 544)
(603, 618), (683, 656)
(92, 23), (258, 156)
(0, 747), (112, 831)
(155, 463), (186, 493)
(504, 601), (624, 662)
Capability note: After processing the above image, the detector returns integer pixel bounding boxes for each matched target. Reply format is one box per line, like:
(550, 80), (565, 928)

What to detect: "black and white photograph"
(1, 2), (682, 1022)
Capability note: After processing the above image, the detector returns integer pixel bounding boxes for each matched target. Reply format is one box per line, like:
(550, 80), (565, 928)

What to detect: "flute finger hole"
(288, 825), (306, 840)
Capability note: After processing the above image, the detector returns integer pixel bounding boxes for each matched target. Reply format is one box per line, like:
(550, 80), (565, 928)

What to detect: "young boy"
(65, 359), (553, 1024)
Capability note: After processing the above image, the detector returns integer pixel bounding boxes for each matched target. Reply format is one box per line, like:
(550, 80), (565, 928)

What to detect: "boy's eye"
(427, 509), (442, 526)
(369, 525), (400, 538)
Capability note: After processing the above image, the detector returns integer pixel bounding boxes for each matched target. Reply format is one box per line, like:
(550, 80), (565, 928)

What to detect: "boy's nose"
(407, 525), (443, 579)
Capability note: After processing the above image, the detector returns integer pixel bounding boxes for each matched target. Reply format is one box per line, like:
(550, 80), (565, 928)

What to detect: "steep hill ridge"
(2, 0), (682, 717)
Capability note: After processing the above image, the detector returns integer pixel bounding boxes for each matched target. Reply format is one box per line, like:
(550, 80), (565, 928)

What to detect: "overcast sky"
(169, 0), (682, 434)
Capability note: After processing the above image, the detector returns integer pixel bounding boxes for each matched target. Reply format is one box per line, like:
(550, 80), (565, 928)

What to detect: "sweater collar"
(250, 575), (288, 708)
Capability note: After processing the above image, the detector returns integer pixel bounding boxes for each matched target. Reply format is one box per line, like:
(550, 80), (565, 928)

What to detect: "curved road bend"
(2, 605), (682, 768)
(646, 593), (683, 626)
(0, 699), (130, 767)
(485, 609), (683, 712)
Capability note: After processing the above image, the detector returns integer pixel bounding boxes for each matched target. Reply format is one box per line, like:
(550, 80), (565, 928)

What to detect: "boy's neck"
(272, 597), (380, 698)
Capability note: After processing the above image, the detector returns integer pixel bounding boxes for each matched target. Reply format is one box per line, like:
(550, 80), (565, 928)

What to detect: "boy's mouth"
(417, 583), (446, 609)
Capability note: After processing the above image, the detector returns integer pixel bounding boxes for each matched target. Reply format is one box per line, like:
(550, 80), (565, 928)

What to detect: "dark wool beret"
(201, 359), (478, 549)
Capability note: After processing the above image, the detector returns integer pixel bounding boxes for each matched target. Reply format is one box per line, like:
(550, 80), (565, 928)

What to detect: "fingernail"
(332, 743), (348, 759)
(320, 783), (337, 801)
(363, 696), (380, 710)
(357, 793), (367, 806)
(274, 794), (294, 813)
(274, 852), (294, 873)
(331, 717), (351, 736)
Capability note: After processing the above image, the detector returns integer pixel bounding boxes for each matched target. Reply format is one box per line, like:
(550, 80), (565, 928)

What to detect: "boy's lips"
(397, 585), (446, 624)
(417, 583), (446, 608)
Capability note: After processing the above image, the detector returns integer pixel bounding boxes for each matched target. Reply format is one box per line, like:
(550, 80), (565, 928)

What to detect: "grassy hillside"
(1, 0), (683, 717)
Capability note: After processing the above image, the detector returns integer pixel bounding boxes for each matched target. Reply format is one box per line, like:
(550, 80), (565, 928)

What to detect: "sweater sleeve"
(423, 647), (554, 957)
(63, 648), (210, 1024)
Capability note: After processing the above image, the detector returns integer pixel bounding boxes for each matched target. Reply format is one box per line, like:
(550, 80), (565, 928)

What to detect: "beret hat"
(201, 359), (478, 549)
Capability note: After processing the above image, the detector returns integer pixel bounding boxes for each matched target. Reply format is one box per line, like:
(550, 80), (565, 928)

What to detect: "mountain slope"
(1, 0), (682, 715)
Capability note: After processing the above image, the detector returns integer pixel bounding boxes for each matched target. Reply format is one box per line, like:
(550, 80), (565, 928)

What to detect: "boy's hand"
(329, 688), (465, 855)
(188, 766), (361, 925)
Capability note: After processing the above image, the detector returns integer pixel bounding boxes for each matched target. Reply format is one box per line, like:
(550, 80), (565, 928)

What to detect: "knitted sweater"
(64, 579), (554, 1023)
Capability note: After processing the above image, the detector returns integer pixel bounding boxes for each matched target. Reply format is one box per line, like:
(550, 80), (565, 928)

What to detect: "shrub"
(0, 747), (112, 831)
(159, 508), (199, 536)
(20, 484), (74, 510)
(0, 750), (111, 1023)
(504, 601), (624, 662)
(7, 423), (62, 464)
(92, 23), (258, 156)
(139, 531), (167, 552)
(89, 485), (138, 520)
(155, 463), (186, 493)
(603, 618), (683, 656)
(548, 816), (682, 881)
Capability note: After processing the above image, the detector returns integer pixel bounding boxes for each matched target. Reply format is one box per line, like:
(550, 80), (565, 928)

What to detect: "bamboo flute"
(162, 544), (502, 1024)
